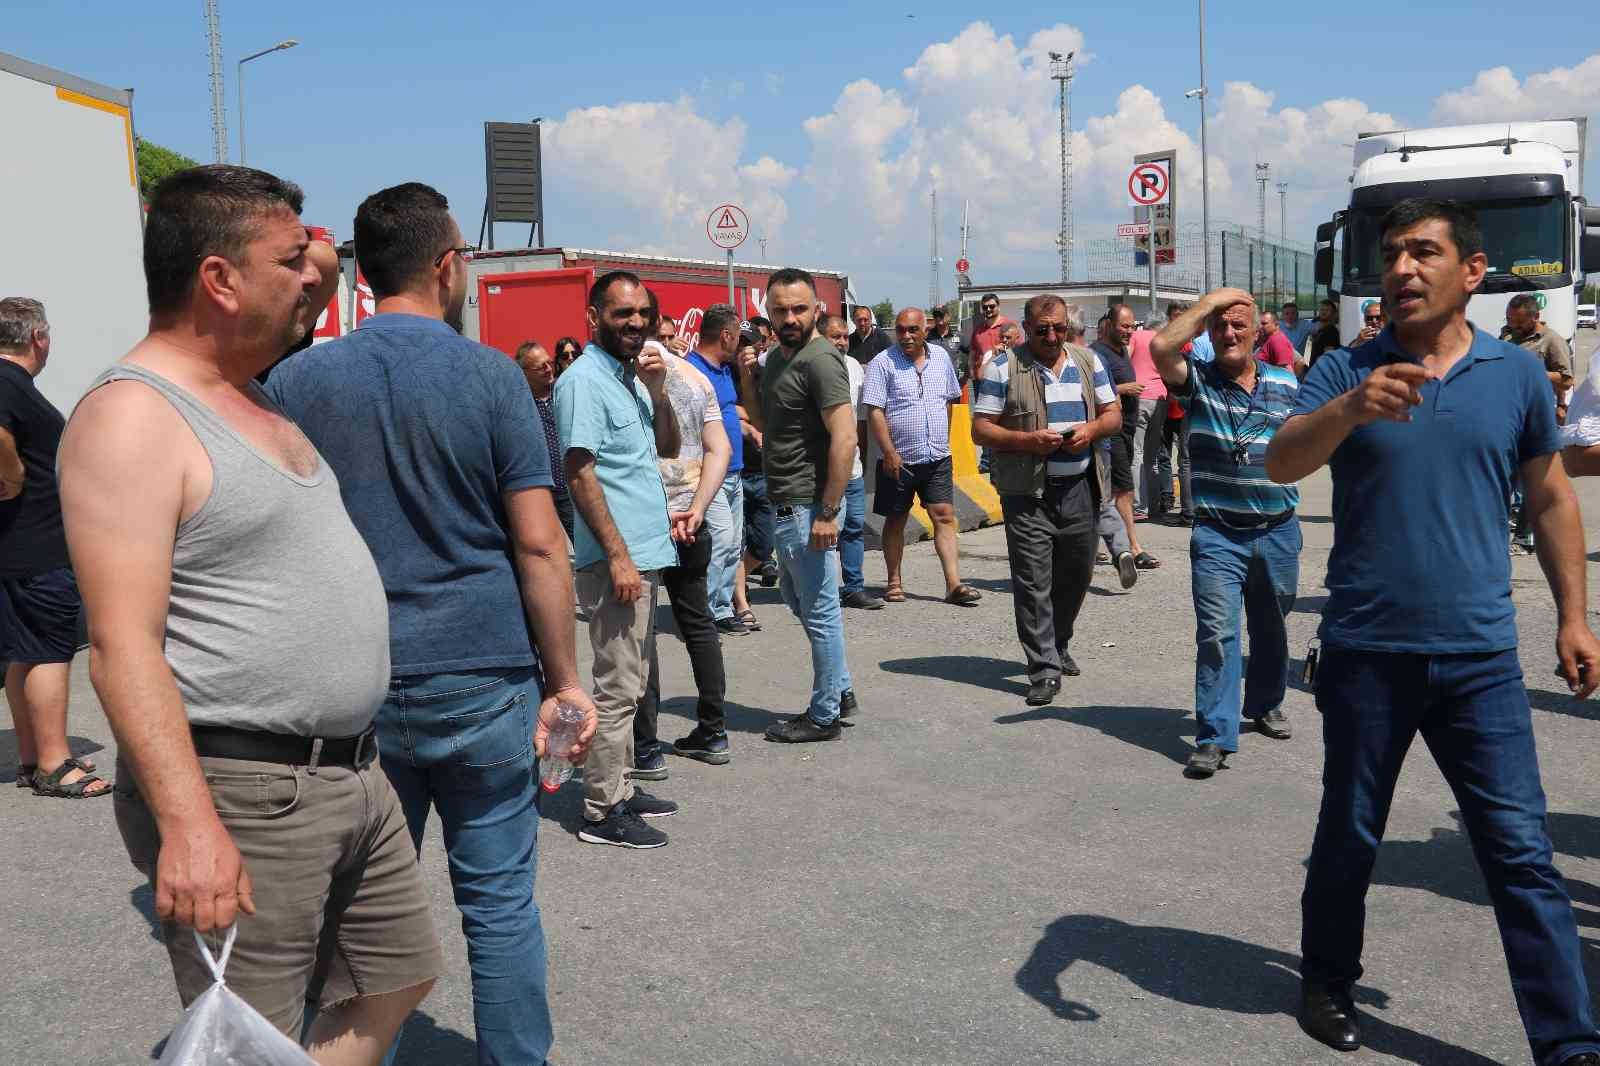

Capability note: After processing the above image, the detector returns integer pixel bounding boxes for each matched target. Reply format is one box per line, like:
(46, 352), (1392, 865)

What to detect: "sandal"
(30, 757), (111, 799)
(1134, 552), (1162, 570)
(736, 608), (762, 632)
(16, 764), (35, 789)
(884, 583), (906, 603)
(944, 584), (983, 606)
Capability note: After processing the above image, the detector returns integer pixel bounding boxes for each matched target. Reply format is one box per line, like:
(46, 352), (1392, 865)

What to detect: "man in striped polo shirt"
(1150, 288), (1301, 778)
(973, 297), (1120, 707)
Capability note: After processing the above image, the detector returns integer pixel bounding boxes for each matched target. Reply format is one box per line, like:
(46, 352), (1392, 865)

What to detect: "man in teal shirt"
(554, 271), (682, 849)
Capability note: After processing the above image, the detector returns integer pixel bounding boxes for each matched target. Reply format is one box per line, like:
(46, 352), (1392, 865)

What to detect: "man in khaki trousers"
(554, 271), (683, 849)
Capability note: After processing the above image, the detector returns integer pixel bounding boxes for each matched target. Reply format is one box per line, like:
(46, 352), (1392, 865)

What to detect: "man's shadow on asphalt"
(392, 1011), (476, 1065)
(882, 655), (1029, 698)
(995, 704), (1195, 766)
(1016, 914), (1501, 1065)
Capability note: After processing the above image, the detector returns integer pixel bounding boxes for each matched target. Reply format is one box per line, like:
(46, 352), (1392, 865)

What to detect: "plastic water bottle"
(539, 701), (585, 792)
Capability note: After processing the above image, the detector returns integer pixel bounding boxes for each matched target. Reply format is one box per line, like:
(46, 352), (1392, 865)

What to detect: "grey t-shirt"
(90, 365), (391, 737)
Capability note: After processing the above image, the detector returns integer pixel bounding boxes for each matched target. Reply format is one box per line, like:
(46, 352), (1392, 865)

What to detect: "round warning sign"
(1128, 162), (1170, 207)
(955, 257), (970, 274)
(706, 204), (749, 250)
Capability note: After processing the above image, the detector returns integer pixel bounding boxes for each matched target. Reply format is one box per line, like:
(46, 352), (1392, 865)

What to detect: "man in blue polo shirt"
(1266, 198), (1600, 1066)
(1151, 288), (1300, 779)
(686, 304), (747, 632)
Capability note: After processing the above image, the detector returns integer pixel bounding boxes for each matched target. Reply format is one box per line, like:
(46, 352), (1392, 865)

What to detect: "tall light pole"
(929, 186), (942, 308)
(238, 39), (298, 166)
(1255, 162), (1271, 298)
(1277, 181), (1288, 244)
(205, 0), (227, 163)
(1049, 50), (1074, 283)
(1186, 0), (1212, 291)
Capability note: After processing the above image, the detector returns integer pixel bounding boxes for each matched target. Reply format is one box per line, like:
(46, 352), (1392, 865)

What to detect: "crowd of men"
(3, 165), (1600, 1066)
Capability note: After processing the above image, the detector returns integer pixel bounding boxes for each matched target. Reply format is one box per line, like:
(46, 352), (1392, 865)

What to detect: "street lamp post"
(238, 39), (298, 166)
(1186, 0), (1213, 292)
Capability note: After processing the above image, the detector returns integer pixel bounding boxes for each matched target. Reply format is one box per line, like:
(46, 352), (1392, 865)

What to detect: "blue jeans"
(376, 666), (552, 1066)
(704, 472), (745, 622)
(1190, 517), (1300, 752)
(1301, 647), (1599, 1066)
(774, 502), (852, 723)
(840, 476), (867, 595)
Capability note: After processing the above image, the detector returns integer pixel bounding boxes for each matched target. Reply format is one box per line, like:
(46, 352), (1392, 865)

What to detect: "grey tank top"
(89, 365), (390, 737)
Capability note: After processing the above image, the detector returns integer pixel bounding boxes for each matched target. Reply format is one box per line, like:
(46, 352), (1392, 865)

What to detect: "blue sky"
(9, 2), (1599, 304)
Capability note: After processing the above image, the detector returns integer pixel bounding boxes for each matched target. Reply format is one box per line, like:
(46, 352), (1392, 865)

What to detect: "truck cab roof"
(1352, 119), (1585, 192)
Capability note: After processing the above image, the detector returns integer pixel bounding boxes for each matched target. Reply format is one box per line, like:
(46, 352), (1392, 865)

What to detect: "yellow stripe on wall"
(55, 87), (136, 188)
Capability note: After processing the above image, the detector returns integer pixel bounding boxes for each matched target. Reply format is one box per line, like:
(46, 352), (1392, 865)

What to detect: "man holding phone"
(972, 297), (1120, 706)
(1266, 198), (1600, 1065)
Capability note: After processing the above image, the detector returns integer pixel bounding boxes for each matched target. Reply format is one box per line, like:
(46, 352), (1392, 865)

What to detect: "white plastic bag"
(157, 926), (318, 1065)
(1561, 355), (1600, 447)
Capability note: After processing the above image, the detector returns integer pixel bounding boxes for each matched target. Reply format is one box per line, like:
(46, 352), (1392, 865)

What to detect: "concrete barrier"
(862, 403), (1004, 548)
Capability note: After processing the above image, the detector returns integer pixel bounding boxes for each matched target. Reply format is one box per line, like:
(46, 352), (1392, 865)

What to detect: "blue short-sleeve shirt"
(686, 350), (743, 475)
(553, 345), (677, 574)
(1290, 325), (1562, 654)
(264, 313), (553, 676)
(860, 343), (962, 464)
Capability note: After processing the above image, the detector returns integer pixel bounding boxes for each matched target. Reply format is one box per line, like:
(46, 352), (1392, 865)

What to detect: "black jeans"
(742, 471), (775, 566)
(636, 530), (726, 744)
(999, 476), (1098, 684)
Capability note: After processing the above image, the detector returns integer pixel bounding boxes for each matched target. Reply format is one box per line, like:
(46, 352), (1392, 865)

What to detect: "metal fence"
(1074, 220), (1316, 308)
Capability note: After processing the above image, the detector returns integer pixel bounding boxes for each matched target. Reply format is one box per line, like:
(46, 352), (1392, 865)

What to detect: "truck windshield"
(1343, 196), (1568, 291)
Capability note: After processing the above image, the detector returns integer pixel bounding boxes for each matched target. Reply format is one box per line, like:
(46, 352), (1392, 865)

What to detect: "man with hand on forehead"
(1151, 289), (1301, 780)
(1267, 198), (1600, 1066)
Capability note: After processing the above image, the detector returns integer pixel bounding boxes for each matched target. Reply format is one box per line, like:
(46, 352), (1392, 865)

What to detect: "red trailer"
(461, 247), (851, 357)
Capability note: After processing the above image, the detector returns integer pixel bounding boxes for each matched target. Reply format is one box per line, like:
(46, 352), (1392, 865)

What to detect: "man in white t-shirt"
(822, 314), (885, 609)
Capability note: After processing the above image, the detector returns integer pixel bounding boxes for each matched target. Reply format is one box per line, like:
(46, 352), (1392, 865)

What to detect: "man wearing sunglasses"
(972, 297), (1120, 707)
(266, 182), (598, 1065)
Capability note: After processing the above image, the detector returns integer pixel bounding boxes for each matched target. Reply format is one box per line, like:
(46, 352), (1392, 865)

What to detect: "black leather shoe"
(1298, 984), (1361, 1052)
(839, 690), (859, 719)
(1057, 650), (1081, 677)
(1025, 678), (1060, 706)
(1561, 1055), (1600, 1066)
(1185, 743), (1228, 778)
(764, 715), (841, 743)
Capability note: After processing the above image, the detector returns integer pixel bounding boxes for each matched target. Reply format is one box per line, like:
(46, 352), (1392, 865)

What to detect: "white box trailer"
(0, 51), (146, 412)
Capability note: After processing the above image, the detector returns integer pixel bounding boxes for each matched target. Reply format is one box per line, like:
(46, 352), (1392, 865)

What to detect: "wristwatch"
(818, 502), (841, 521)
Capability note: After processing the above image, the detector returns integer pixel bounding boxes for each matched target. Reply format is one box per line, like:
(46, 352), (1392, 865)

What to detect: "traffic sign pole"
(705, 203), (751, 312)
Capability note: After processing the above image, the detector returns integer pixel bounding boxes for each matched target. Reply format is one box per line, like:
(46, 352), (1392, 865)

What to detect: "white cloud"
(539, 29), (1600, 304)
(1433, 56), (1600, 124)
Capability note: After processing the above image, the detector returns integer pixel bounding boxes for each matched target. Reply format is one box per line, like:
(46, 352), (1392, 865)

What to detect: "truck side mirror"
(1315, 221), (1337, 246)
(1315, 248), (1334, 287)
(1583, 232), (1600, 275)
(1582, 205), (1600, 228)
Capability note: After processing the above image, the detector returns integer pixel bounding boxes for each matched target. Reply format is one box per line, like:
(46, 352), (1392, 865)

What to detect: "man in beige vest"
(971, 295), (1121, 707)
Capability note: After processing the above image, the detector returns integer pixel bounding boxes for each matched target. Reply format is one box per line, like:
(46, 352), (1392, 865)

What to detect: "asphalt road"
(5, 331), (1600, 1066)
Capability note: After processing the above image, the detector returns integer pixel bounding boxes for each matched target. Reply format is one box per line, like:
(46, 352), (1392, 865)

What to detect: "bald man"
(862, 308), (978, 604)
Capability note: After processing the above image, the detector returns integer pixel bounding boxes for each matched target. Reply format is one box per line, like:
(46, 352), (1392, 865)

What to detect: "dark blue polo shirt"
(1290, 325), (1561, 654)
(265, 313), (553, 676)
(687, 350), (743, 474)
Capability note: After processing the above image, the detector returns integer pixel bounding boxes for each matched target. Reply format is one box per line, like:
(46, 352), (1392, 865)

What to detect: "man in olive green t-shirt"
(738, 269), (860, 744)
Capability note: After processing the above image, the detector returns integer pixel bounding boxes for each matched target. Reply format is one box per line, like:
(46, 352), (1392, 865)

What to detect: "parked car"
(1579, 304), (1598, 329)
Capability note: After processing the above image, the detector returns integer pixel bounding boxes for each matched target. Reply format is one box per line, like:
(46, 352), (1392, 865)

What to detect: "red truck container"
(461, 247), (851, 356)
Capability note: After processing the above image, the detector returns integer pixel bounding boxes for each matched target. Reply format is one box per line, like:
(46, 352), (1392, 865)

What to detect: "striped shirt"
(861, 343), (961, 464)
(973, 348), (1115, 476)
(1175, 356), (1299, 524)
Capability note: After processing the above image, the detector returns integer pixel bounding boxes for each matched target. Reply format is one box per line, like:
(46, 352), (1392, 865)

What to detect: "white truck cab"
(1315, 119), (1600, 347)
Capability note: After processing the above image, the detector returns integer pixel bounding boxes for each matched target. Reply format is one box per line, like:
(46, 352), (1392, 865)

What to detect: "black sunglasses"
(433, 244), (476, 267)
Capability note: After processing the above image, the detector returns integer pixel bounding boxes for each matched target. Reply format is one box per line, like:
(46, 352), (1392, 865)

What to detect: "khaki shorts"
(114, 748), (443, 1038)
